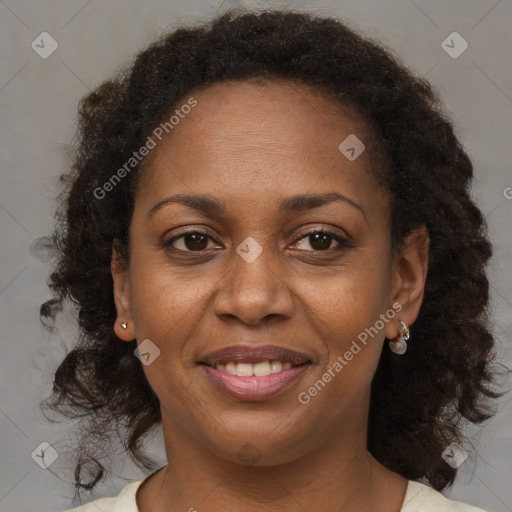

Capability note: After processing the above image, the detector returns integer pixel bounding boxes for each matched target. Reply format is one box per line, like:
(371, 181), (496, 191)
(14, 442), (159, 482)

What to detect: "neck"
(137, 409), (408, 512)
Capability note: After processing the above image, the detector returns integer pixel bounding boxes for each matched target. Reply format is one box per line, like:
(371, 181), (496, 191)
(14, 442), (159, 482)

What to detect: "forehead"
(135, 79), (387, 219)
(160, 79), (367, 156)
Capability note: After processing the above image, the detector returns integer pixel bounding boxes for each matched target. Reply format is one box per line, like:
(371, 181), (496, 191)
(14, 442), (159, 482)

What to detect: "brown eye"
(165, 231), (218, 252)
(181, 233), (209, 251)
(293, 228), (349, 252)
(307, 233), (334, 250)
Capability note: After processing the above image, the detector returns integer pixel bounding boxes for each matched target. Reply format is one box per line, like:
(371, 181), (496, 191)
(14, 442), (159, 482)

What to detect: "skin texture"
(111, 80), (429, 511)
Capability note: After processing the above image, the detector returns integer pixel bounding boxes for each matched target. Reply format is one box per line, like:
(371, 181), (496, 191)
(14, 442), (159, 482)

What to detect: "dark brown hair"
(41, 9), (504, 496)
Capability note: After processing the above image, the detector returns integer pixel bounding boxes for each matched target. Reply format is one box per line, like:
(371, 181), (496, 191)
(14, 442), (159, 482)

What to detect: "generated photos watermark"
(93, 97), (198, 200)
(298, 302), (403, 405)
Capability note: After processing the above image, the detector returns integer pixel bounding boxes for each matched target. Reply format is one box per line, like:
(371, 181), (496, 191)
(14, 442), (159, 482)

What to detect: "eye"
(164, 230), (221, 252)
(164, 227), (350, 254)
(292, 228), (349, 252)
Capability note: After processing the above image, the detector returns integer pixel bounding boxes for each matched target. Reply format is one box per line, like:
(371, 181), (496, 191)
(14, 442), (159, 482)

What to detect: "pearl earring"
(121, 322), (128, 330)
(389, 321), (409, 354)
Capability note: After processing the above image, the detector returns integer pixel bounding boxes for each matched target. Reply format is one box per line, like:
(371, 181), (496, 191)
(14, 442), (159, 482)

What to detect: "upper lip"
(199, 344), (312, 366)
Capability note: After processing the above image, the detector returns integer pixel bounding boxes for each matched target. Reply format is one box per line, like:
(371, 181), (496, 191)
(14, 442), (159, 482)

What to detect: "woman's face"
(112, 79), (427, 465)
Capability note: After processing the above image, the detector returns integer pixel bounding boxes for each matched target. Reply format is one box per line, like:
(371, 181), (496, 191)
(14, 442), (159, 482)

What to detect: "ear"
(384, 226), (430, 340)
(111, 240), (136, 341)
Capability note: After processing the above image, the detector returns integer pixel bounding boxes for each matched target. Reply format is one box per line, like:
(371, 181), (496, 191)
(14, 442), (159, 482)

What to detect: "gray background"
(0, 1), (511, 511)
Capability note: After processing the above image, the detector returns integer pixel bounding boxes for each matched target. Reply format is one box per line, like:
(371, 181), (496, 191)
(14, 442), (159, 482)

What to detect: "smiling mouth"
(198, 344), (312, 400)
(200, 360), (307, 377)
(200, 361), (311, 400)
(199, 344), (312, 367)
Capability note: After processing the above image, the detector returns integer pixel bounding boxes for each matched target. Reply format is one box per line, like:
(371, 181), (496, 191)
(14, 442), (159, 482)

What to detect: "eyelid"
(292, 226), (350, 251)
(294, 225), (349, 242)
(164, 227), (223, 248)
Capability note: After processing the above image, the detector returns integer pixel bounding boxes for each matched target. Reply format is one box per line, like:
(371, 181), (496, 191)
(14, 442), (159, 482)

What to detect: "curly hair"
(41, 9), (503, 495)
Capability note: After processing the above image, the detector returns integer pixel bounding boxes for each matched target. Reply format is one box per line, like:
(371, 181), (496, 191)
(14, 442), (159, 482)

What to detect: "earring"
(389, 320), (409, 354)
(121, 322), (128, 330)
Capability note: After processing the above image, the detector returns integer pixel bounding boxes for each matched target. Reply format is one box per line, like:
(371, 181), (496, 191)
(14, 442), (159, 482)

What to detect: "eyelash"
(163, 227), (350, 254)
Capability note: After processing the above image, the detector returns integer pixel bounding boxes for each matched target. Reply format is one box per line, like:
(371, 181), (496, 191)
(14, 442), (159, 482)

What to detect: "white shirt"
(61, 470), (488, 512)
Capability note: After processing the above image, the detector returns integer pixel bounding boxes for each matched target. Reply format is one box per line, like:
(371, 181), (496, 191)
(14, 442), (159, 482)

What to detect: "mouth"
(198, 344), (312, 401)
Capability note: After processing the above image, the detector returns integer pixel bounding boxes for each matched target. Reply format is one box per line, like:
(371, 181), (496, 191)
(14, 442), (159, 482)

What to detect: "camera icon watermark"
(134, 338), (161, 366)
(30, 236), (56, 263)
(236, 237), (263, 263)
(31, 32), (59, 59)
(236, 442), (262, 465)
(31, 441), (58, 469)
(338, 134), (365, 161)
(441, 442), (468, 468)
(441, 32), (468, 59)
(503, 187), (512, 200)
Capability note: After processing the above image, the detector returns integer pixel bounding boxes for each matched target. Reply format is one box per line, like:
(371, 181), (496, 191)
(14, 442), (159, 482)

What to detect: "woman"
(41, 9), (501, 512)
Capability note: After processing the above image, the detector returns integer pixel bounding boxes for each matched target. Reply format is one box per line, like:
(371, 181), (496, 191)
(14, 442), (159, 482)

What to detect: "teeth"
(216, 360), (295, 376)
(270, 361), (282, 373)
(254, 361), (271, 376)
(225, 362), (237, 375)
(236, 363), (253, 377)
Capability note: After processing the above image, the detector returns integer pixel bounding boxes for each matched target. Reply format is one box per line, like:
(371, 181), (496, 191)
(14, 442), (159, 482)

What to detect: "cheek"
(129, 254), (206, 335)
(297, 255), (389, 397)
(300, 254), (389, 338)
(127, 268), (193, 415)
(126, 259), (195, 383)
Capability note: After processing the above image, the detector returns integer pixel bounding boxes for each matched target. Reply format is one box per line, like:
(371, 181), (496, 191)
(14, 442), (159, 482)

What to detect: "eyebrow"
(147, 192), (367, 222)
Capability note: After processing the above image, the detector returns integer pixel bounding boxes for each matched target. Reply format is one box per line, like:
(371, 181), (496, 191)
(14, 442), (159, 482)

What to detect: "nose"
(213, 242), (294, 326)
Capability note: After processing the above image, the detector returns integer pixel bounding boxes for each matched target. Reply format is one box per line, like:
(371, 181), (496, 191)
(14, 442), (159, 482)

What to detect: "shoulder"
(59, 469), (158, 512)
(62, 493), (120, 512)
(402, 480), (489, 512)
(57, 474), (490, 512)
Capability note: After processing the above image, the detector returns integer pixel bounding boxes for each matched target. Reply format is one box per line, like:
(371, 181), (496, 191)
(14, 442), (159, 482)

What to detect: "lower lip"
(201, 363), (310, 401)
